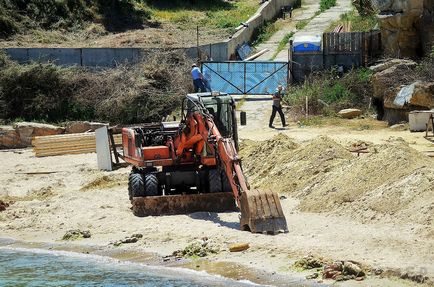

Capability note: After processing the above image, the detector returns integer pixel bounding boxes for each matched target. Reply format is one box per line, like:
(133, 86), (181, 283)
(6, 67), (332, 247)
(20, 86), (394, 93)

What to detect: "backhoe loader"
(122, 92), (288, 234)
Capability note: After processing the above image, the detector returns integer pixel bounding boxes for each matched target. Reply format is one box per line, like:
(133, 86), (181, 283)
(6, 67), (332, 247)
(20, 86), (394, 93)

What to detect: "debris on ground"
(229, 242), (250, 252)
(62, 229), (91, 240)
(81, 174), (127, 191)
(338, 108), (362, 119)
(112, 233), (143, 246)
(293, 254), (327, 270)
(0, 200), (10, 212)
(323, 260), (365, 281)
(172, 237), (219, 258)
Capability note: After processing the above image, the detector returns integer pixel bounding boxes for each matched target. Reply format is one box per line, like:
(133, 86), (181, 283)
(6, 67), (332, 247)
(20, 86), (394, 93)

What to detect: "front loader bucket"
(239, 189), (288, 234)
(132, 192), (238, 217)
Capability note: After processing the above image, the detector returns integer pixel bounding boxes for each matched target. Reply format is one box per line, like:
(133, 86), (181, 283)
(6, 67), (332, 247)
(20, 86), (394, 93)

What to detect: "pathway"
(256, 0), (353, 61)
(255, 0), (319, 61)
(274, 0), (352, 60)
(239, 0), (353, 132)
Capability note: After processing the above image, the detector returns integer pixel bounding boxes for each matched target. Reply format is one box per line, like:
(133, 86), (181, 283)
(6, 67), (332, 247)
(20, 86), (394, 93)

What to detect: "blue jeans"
(193, 79), (206, 93)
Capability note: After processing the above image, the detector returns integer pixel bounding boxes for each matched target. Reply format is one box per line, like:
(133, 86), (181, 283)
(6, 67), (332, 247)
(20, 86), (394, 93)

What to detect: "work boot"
(269, 125), (275, 128)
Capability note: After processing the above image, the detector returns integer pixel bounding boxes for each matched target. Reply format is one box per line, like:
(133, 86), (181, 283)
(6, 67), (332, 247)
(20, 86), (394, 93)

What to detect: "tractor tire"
(129, 172), (145, 201)
(221, 172), (232, 193)
(209, 169), (222, 193)
(144, 173), (159, 196)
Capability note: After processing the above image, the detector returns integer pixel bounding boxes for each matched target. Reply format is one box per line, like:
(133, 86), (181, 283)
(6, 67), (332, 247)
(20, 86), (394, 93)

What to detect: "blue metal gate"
(201, 61), (288, 95)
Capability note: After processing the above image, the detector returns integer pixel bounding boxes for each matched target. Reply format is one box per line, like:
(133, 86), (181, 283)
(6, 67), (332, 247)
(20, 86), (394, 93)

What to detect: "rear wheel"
(128, 172), (145, 201)
(144, 173), (159, 196)
(209, 169), (222, 193)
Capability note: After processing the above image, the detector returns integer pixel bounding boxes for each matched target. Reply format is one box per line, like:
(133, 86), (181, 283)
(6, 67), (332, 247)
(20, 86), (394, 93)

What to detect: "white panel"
(95, 126), (113, 171)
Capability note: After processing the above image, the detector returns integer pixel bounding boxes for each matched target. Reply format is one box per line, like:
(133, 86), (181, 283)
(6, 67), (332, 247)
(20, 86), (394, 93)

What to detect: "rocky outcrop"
(371, 59), (416, 101)
(65, 121), (107, 134)
(352, 0), (375, 16)
(13, 122), (65, 146)
(382, 81), (434, 109)
(421, 0), (434, 55)
(0, 126), (21, 148)
(371, 59), (434, 124)
(373, 0), (423, 58)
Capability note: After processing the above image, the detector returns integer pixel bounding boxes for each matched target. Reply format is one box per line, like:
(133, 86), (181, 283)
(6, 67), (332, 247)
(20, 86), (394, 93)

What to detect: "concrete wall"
(5, 47), (148, 67)
(224, 0), (297, 60)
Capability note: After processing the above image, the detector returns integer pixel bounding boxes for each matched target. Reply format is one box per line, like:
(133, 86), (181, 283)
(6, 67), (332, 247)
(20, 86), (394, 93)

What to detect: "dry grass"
(0, 50), (191, 124)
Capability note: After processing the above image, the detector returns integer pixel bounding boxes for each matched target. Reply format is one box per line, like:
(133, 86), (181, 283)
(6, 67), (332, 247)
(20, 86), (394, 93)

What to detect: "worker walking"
(191, 63), (206, 93)
(269, 85), (287, 128)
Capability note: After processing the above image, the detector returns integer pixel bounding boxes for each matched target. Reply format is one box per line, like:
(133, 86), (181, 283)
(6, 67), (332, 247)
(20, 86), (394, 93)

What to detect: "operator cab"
(184, 92), (237, 142)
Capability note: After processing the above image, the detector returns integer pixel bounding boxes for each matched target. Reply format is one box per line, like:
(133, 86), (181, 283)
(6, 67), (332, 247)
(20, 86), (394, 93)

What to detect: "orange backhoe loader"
(122, 92), (288, 234)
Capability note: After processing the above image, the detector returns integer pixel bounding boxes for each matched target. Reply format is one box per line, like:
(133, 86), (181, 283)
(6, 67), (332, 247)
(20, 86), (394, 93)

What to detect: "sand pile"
(241, 135), (434, 225)
(240, 134), (352, 194)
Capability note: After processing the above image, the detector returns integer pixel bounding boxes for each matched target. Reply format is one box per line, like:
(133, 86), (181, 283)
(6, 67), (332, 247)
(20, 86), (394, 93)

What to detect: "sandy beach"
(1, 119), (433, 287)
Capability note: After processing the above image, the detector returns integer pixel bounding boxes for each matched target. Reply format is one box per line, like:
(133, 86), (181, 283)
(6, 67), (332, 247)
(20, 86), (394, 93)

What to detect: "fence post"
(323, 33), (327, 69)
(289, 40), (293, 83)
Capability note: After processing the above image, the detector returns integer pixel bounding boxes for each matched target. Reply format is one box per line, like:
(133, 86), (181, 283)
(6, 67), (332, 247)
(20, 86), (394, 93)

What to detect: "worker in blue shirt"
(191, 63), (206, 93)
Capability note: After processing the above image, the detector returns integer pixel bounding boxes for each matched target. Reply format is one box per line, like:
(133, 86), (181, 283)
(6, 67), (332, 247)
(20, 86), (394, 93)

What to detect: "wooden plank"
(34, 145), (97, 152)
(33, 134), (121, 144)
(35, 149), (96, 157)
(33, 132), (122, 157)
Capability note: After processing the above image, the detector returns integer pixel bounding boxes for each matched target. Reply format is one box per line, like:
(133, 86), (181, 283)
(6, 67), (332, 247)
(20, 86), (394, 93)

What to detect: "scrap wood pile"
(33, 133), (122, 157)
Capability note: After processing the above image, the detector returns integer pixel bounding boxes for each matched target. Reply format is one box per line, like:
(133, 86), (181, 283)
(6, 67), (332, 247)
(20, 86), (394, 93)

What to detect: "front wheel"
(144, 173), (159, 196)
(128, 172), (145, 201)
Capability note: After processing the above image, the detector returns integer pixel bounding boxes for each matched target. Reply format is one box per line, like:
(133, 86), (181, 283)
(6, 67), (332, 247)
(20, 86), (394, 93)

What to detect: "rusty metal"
(132, 192), (238, 217)
(239, 189), (288, 234)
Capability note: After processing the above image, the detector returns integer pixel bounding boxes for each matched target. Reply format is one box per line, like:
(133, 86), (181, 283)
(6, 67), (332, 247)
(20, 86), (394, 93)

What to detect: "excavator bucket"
(239, 189), (288, 234)
(132, 192), (238, 217)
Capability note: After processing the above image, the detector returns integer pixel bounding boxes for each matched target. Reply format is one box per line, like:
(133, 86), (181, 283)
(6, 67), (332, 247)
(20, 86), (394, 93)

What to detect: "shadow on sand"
(189, 212), (239, 230)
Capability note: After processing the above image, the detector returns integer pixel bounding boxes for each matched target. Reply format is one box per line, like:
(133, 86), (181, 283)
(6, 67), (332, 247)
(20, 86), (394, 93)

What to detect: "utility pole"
(197, 26), (200, 60)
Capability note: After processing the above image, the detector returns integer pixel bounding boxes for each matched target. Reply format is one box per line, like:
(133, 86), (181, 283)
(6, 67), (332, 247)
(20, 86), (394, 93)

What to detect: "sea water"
(0, 247), (265, 287)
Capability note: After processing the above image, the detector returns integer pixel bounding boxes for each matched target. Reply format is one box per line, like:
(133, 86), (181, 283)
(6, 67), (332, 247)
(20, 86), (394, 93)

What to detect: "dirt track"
(0, 117), (433, 286)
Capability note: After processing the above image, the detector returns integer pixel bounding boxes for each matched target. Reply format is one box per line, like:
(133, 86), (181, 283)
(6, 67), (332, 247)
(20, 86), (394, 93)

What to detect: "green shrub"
(319, 0), (337, 12)
(339, 10), (377, 31)
(251, 21), (279, 46)
(284, 68), (373, 119)
(0, 14), (19, 38)
(296, 19), (309, 30)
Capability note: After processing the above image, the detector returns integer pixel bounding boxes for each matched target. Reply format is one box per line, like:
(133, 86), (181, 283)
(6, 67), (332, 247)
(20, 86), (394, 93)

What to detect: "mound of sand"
(241, 134), (352, 194)
(240, 135), (434, 226)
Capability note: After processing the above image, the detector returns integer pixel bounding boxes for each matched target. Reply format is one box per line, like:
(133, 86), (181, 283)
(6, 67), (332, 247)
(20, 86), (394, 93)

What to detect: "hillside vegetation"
(0, 51), (191, 124)
(0, 0), (259, 47)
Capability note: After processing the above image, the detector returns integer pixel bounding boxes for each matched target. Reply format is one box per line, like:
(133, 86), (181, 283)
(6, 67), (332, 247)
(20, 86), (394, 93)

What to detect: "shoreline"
(1, 235), (430, 287)
(0, 236), (308, 287)
(1, 125), (434, 287)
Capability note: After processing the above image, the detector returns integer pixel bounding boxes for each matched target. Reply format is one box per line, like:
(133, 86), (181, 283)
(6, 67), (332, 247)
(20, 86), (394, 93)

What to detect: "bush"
(284, 68), (373, 119)
(319, 0), (337, 12)
(0, 0), (150, 38)
(0, 51), (191, 124)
